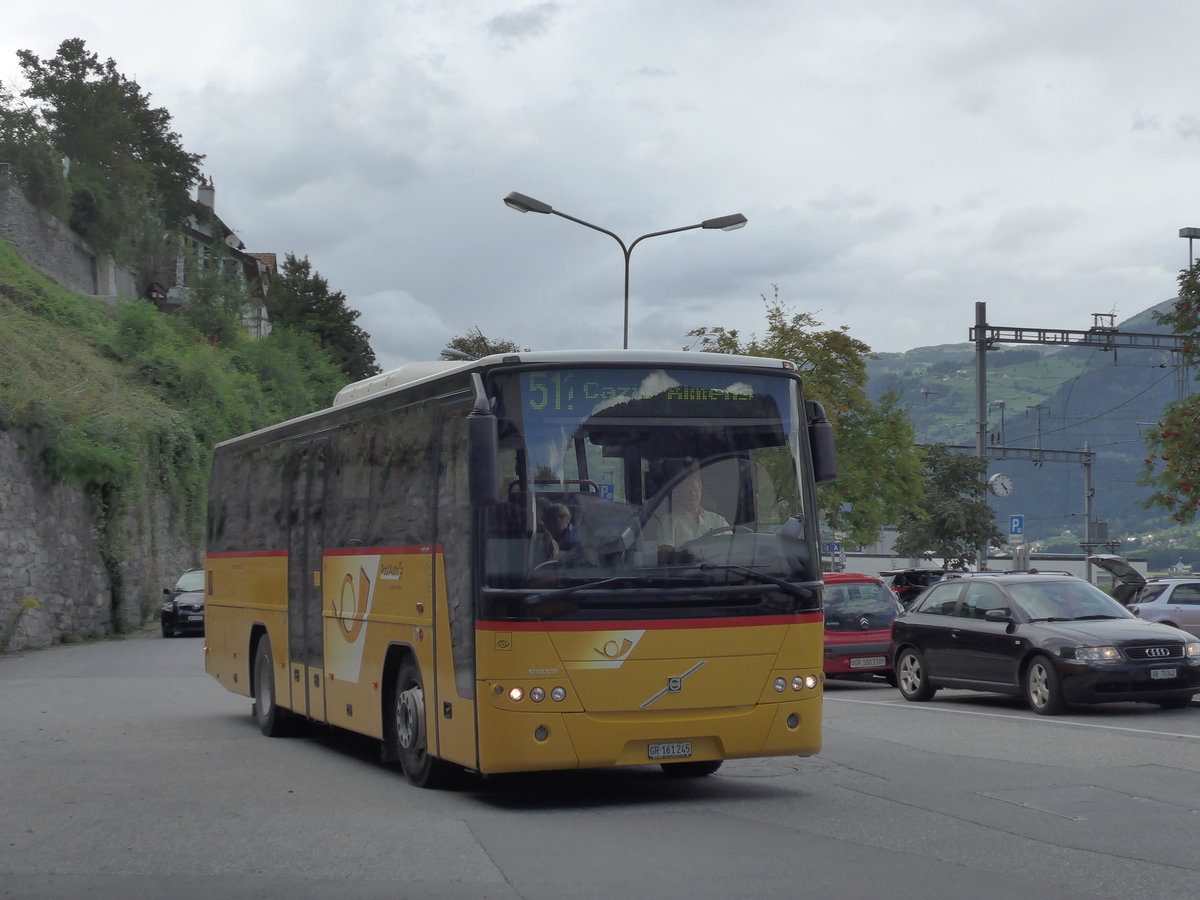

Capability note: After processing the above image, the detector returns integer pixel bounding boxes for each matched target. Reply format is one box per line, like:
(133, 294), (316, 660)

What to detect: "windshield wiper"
(696, 563), (815, 600)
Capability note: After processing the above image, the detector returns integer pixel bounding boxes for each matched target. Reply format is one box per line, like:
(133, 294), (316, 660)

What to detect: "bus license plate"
(850, 656), (886, 669)
(648, 741), (692, 760)
(1151, 668), (1177, 680)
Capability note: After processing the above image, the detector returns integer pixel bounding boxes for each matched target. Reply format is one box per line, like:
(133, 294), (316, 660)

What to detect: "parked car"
(891, 572), (1200, 715)
(1090, 554), (1200, 638)
(823, 573), (902, 681)
(879, 568), (946, 607)
(161, 567), (205, 637)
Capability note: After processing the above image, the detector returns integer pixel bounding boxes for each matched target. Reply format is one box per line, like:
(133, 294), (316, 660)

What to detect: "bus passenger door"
(432, 405), (479, 769)
(287, 436), (330, 722)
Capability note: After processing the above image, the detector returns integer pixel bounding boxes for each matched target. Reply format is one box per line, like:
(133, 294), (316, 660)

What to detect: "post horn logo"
(333, 567), (370, 642)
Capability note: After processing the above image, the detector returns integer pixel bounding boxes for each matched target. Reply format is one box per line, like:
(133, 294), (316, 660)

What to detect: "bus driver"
(657, 472), (729, 547)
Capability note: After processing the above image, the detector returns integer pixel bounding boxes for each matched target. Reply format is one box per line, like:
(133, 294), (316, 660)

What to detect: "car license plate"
(850, 656), (886, 669)
(648, 741), (692, 760)
(187, 615), (203, 622)
(1151, 668), (1177, 680)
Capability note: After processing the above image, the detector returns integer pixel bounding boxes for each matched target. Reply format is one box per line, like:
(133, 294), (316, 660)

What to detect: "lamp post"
(1181, 227), (1200, 266)
(503, 191), (747, 349)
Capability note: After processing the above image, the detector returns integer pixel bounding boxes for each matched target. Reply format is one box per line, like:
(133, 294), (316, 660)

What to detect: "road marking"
(826, 695), (1200, 741)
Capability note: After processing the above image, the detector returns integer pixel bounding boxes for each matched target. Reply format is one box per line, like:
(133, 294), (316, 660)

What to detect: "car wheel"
(660, 760), (722, 778)
(253, 635), (293, 737)
(161, 617), (173, 638)
(1024, 655), (1067, 716)
(896, 648), (936, 701)
(389, 657), (455, 788)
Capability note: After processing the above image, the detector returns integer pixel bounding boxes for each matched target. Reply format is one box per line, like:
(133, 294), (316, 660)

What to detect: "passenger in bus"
(542, 502), (579, 551)
(657, 472), (729, 547)
(532, 502), (580, 567)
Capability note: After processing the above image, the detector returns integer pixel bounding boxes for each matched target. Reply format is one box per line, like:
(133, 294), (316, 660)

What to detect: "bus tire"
(390, 656), (454, 788)
(253, 635), (293, 737)
(661, 760), (722, 778)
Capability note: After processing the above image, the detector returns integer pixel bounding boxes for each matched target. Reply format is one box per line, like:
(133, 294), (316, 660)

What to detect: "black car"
(891, 573), (1200, 715)
(161, 567), (205, 637)
(880, 568), (946, 607)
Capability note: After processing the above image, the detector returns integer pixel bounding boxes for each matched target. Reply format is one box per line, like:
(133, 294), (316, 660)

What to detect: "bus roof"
(218, 349), (798, 450)
(331, 349), (798, 408)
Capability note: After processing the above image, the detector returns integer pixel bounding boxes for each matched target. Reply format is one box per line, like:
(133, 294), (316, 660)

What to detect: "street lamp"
(1181, 227), (1200, 266)
(503, 191), (747, 349)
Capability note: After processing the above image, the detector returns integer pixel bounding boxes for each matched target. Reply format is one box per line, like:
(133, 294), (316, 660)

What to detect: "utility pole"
(968, 302), (1184, 578)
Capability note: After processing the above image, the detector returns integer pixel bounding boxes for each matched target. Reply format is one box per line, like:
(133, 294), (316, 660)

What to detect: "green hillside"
(0, 238), (344, 565)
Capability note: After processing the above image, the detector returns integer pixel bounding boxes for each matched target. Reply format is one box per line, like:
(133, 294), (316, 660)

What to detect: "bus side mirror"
(468, 374), (498, 506)
(468, 412), (497, 506)
(806, 400), (836, 484)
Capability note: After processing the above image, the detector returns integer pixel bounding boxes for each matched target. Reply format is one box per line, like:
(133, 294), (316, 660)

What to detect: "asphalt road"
(2, 634), (1199, 899)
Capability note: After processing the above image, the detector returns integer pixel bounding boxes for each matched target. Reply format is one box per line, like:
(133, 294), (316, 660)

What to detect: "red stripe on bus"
(323, 545), (441, 557)
(477, 613), (821, 632)
(205, 550), (288, 559)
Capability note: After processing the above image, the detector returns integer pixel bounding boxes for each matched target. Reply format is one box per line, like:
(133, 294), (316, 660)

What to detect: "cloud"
(4, 0), (1199, 372)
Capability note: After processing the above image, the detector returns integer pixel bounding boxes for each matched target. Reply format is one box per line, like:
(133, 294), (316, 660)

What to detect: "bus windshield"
(481, 365), (821, 619)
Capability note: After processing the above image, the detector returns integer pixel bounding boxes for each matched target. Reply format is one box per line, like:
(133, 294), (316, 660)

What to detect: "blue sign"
(1009, 515), (1024, 536)
(826, 542), (841, 553)
(598, 483), (615, 502)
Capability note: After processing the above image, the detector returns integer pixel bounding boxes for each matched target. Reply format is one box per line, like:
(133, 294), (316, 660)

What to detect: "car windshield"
(479, 366), (822, 618)
(1008, 581), (1135, 621)
(175, 569), (205, 592)
(824, 581), (897, 631)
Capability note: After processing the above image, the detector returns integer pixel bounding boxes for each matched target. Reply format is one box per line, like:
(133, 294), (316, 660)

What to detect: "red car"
(823, 572), (903, 681)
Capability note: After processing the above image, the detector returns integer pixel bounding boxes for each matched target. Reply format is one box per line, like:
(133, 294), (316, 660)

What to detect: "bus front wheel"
(390, 657), (454, 788)
(253, 635), (293, 737)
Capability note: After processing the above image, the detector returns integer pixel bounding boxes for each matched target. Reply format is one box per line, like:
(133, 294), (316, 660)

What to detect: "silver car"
(1090, 554), (1200, 638)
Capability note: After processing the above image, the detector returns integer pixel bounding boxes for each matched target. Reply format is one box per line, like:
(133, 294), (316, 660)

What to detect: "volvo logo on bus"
(641, 661), (706, 709)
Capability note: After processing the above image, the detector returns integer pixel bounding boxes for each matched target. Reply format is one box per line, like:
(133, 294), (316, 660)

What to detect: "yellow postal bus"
(203, 350), (836, 786)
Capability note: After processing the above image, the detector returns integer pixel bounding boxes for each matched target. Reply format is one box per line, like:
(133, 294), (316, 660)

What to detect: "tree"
(267, 253), (380, 382)
(1142, 260), (1200, 523)
(687, 289), (924, 547)
(0, 83), (68, 216)
(444, 326), (525, 359)
(892, 444), (1004, 569)
(15, 38), (203, 246)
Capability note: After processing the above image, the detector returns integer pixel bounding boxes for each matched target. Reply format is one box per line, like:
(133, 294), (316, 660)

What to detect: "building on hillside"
(147, 178), (273, 339)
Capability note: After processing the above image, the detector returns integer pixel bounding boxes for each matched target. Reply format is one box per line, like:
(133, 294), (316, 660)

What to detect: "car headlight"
(1186, 642), (1200, 659)
(1075, 646), (1121, 661)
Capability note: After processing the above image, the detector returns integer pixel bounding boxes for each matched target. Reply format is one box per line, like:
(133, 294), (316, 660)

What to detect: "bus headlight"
(774, 677), (787, 692)
(530, 687), (546, 702)
(551, 686), (567, 702)
(508, 686), (524, 702)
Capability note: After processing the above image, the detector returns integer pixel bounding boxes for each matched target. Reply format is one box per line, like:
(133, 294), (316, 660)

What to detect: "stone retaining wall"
(0, 429), (197, 651)
(0, 177), (139, 303)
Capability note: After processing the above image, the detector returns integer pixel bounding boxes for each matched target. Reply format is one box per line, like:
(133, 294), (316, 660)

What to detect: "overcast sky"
(5, 1), (1200, 372)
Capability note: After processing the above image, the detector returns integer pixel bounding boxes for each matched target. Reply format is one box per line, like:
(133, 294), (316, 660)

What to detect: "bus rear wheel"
(390, 657), (455, 789)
